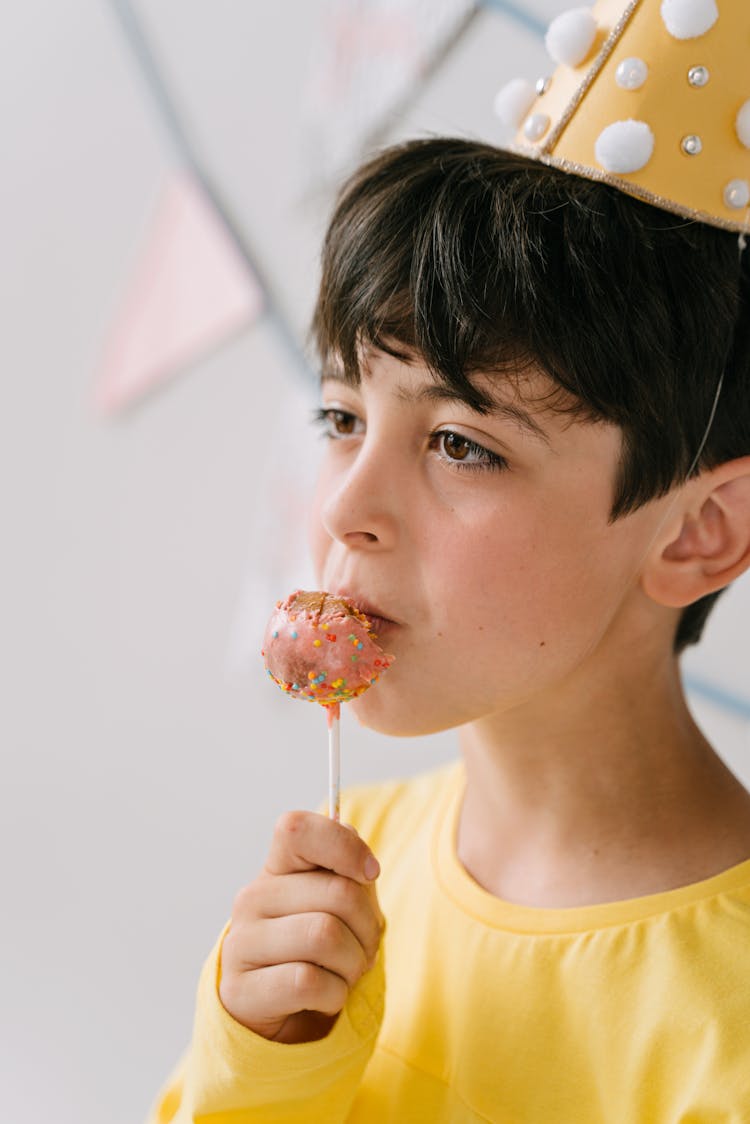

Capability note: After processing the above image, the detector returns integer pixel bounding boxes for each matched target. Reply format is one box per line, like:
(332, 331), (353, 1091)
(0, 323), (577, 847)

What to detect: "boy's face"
(309, 348), (671, 736)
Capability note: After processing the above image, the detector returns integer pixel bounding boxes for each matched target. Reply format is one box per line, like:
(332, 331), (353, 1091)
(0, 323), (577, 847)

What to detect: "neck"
(457, 652), (750, 908)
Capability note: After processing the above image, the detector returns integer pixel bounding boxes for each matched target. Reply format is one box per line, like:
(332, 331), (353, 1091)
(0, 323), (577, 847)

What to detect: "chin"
(349, 689), (464, 739)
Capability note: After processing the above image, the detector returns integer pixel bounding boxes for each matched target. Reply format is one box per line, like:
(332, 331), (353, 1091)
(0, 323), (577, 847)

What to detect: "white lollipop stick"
(327, 703), (341, 822)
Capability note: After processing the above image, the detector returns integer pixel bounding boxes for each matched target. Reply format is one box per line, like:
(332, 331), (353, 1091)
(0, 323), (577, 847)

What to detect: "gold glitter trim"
(535, 152), (750, 233)
(541, 0), (643, 155)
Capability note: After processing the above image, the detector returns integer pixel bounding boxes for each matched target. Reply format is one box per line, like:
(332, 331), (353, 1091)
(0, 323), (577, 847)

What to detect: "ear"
(642, 456), (750, 609)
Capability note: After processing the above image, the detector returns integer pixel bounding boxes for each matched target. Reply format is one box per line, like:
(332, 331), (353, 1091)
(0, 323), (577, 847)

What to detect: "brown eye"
(430, 430), (508, 473)
(314, 408), (361, 438)
(441, 432), (470, 460)
(331, 410), (357, 435)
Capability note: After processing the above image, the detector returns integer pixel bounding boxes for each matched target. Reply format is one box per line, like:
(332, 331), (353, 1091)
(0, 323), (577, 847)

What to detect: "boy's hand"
(219, 811), (385, 1045)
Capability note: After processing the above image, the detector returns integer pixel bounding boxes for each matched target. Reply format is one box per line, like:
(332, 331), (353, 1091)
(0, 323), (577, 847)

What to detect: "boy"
(150, 5), (750, 1120)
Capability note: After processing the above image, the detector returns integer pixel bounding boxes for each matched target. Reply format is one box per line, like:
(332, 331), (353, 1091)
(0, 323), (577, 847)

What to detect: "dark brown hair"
(311, 138), (750, 652)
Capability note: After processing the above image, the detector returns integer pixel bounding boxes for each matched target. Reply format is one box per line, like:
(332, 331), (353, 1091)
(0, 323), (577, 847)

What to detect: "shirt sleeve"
(146, 922), (385, 1123)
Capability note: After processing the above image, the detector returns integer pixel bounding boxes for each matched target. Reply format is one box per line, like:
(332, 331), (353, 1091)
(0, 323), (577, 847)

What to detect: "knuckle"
(221, 927), (239, 966)
(351, 950), (370, 985)
(301, 967), (347, 1016)
(364, 936), (380, 968)
(307, 911), (341, 952)
(330, 974), (350, 1012)
(222, 923), (254, 975)
(327, 874), (359, 915)
(276, 809), (307, 839)
(231, 881), (258, 918)
(292, 961), (323, 1003)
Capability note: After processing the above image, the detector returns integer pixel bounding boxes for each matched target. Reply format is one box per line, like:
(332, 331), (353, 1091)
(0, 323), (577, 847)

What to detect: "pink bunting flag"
(95, 169), (263, 415)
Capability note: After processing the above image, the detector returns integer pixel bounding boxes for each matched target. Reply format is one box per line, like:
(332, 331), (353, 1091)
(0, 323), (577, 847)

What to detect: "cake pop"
(263, 590), (394, 705)
(262, 590), (394, 820)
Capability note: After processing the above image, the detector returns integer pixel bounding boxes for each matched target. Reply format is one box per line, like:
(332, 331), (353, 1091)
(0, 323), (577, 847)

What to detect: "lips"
(361, 612), (393, 637)
(330, 589), (398, 630)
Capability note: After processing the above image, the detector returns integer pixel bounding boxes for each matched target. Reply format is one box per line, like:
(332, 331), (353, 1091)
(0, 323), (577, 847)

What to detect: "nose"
(319, 437), (400, 551)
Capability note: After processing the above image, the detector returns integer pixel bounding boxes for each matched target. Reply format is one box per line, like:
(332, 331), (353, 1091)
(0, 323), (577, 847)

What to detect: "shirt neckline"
(433, 759), (750, 935)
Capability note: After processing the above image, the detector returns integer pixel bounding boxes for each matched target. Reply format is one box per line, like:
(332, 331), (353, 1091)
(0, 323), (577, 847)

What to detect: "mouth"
(330, 589), (399, 633)
(361, 612), (393, 637)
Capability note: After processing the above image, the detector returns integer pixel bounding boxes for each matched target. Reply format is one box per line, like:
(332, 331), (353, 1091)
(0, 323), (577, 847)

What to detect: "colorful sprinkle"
(264, 591), (393, 707)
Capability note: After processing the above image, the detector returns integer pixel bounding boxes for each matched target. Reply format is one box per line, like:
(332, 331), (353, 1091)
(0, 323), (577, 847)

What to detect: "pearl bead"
(523, 112), (551, 142)
(724, 180), (750, 210)
(681, 134), (702, 155)
(736, 100), (750, 149)
(615, 57), (648, 90)
(535, 75), (552, 95)
(687, 65), (709, 87)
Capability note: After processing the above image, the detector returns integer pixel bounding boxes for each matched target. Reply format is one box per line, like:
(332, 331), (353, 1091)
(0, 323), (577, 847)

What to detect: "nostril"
(345, 530), (379, 544)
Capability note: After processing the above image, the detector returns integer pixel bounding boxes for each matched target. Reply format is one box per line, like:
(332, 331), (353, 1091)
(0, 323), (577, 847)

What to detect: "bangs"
(311, 139), (602, 417)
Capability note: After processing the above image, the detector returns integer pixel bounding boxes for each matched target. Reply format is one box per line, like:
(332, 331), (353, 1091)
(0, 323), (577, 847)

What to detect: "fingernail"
(364, 854), (380, 881)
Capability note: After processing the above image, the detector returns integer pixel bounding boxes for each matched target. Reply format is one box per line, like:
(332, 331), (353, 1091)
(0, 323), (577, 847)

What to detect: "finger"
(232, 913), (370, 989)
(266, 810), (380, 883)
(221, 960), (348, 1032)
(237, 871), (384, 963)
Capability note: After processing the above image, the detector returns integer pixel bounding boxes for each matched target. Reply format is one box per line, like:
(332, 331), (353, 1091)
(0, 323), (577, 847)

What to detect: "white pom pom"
(493, 79), (537, 131)
(545, 7), (598, 67)
(724, 179), (750, 210)
(736, 101), (750, 150)
(660, 0), (718, 39)
(594, 120), (655, 173)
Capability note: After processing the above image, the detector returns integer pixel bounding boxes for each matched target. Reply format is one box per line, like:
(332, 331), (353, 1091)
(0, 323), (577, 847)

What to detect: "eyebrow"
(407, 383), (552, 445)
(320, 372), (551, 446)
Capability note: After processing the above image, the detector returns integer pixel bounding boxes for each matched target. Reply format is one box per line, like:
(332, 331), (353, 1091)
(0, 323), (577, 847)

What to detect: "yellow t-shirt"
(149, 760), (750, 1122)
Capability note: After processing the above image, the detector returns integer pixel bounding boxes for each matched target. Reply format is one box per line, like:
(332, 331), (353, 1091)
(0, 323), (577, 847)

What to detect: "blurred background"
(2, 2), (748, 1121)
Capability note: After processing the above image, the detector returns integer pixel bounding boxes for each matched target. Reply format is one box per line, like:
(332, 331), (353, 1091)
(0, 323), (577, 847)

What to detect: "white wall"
(2, 4), (747, 1122)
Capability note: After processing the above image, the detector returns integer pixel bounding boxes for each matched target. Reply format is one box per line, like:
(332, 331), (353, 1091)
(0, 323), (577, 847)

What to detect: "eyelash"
(311, 408), (508, 474)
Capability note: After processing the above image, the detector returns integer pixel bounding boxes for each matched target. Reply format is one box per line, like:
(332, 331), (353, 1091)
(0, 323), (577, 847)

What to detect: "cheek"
(306, 474), (329, 582)
(431, 507), (617, 647)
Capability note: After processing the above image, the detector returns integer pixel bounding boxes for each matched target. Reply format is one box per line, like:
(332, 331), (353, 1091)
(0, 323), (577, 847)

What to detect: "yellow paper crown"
(493, 0), (750, 232)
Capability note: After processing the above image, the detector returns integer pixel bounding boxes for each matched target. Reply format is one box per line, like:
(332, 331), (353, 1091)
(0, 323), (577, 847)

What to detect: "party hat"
(493, 0), (750, 232)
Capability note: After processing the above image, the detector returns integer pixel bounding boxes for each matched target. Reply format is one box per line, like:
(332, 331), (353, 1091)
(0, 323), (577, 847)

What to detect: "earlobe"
(642, 457), (750, 608)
